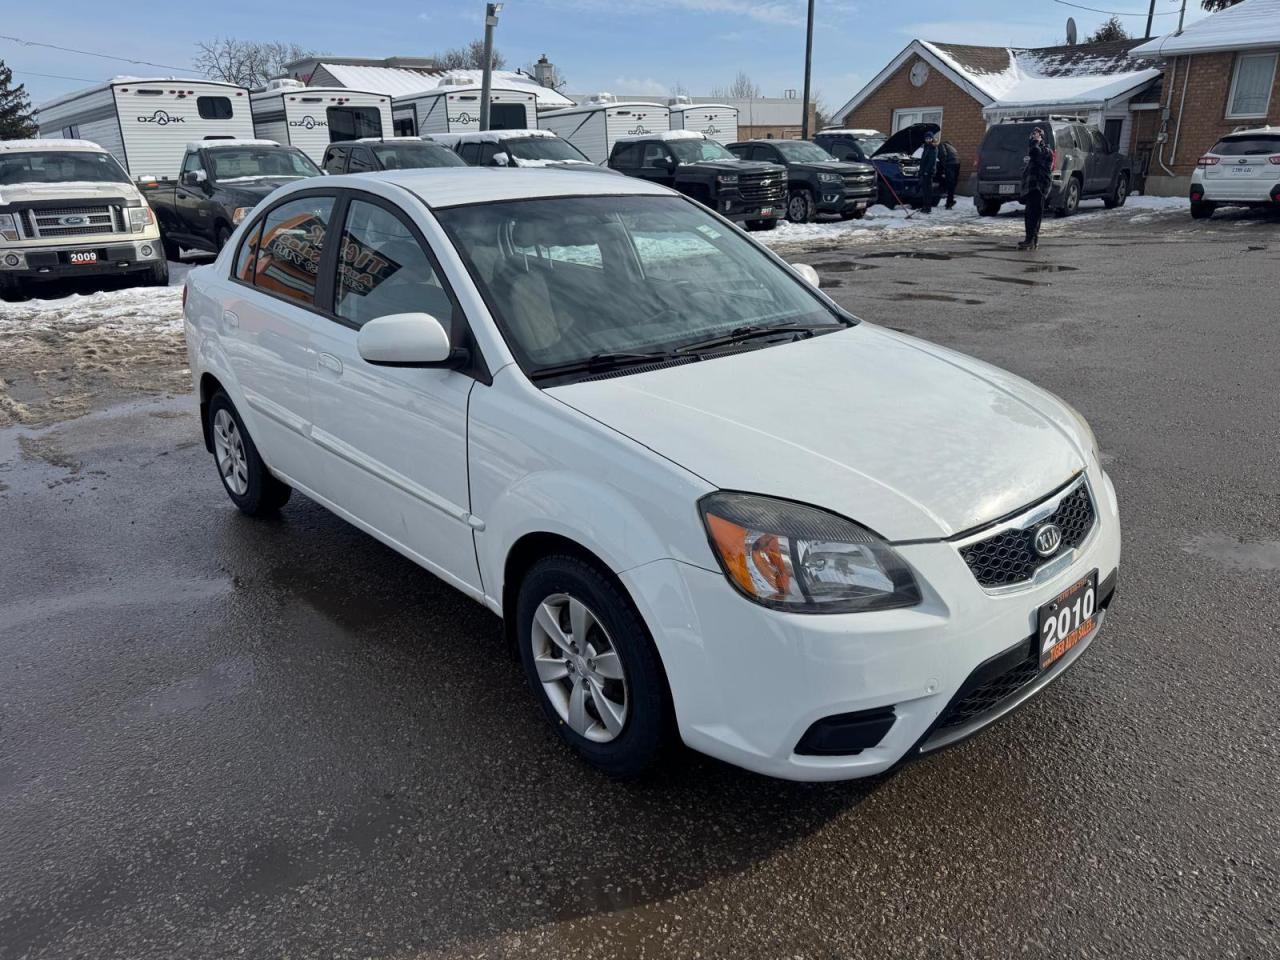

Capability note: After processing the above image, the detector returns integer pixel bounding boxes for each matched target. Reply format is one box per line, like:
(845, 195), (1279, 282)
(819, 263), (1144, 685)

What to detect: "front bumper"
(817, 183), (876, 212)
(717, 187), (787, 223)
(621, 465), (1122, 781)
(0, 238), (163, 280)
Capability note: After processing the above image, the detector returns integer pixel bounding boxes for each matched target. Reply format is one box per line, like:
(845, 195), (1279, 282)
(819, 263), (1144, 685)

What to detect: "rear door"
(979, 124), (1035, 190)
(306, 191), (482, 592)
(1085, 128), (1113, 194)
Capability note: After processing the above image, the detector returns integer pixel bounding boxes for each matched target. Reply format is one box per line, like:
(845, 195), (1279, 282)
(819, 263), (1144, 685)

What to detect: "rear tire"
(516, 554), (672, 778)
(786, 188), (815, 223)
(214, 225), (232, 253)
(1190, 200), (1215, 220)
(976, 198), (1002, 217)
(1056, 177), (1081, 217)
(1104, 173), (1129, 209)
(206, 391), (292, 516)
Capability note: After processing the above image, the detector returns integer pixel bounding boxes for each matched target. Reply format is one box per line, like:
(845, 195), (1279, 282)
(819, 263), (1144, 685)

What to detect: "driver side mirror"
(491, 152), (511, 167)
(357, 312), (459, 368)
(181, 169), (208, 187)
(791, 263), (821, 288)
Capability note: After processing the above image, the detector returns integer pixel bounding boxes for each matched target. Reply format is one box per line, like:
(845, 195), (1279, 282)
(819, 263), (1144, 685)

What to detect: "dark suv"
(322, 138), (465, 174)
(975, 120), (1131, 217)
(726, 139), (876, 222)
(607, 133), (787, 231)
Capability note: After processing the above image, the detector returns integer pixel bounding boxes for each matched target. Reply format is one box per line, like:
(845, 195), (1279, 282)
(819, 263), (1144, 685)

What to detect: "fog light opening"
(3, 254), (19, 267)
(140, 244), (154, 258)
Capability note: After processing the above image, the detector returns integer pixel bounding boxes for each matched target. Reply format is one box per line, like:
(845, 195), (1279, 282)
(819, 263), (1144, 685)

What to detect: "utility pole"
(1176, 0), (1187, 34)
(479, 2), (503, 131)
(801, 0), (815, 139)
(1144, 0), (1156, 39)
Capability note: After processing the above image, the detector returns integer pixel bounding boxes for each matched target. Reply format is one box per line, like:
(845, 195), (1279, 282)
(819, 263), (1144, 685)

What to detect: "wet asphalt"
(1, 207), (1278, 959)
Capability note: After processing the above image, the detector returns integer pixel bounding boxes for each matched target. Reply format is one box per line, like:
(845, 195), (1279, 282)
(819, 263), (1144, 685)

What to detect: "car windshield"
(668, 138), (737, 163)
(370, 142), (465, 169)
(856, 137), (885, 155)
(436, 195), (846, 378)
(1212, 136), (1280, 156)
(206, 148), (321, 181)
(0, 150), (130, 185)
(773, 141), (836, 162)
(505, 137), (591, 163)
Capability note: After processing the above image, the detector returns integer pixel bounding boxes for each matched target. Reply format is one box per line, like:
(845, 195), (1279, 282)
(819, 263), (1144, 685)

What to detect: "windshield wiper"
(674, 321), (843, 355)
(530, 350), (679, 381)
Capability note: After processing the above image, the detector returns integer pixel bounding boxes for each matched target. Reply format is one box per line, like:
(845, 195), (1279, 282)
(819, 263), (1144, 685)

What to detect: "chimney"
(533, 54), (557, 89)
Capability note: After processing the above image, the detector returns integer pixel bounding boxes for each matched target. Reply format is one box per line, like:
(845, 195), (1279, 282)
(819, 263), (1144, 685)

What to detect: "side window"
(611, 143), (640, 168)
(322, 147), (347, 175)
(347, 147), (376, 173)
(335, 199), (454, 331)
(1091, 129), (1110, 153)
(830, 141), (855, 161)
(726, 144), (749, 160)
(253, 195), (335, 307)
(761, 146), (782, 163)
(640, 143), (670, 169)
(197, 96), (233, 120)
(234, 220), (264, 283)
(477, 142), (499, 166)
(181, 152), (203, 176)
(459, 142), (482, 165)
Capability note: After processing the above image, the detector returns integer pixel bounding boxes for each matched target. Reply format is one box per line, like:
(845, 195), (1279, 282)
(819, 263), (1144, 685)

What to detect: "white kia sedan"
(183, 169), (1120, 781)
(1191, 126), (1280, 219)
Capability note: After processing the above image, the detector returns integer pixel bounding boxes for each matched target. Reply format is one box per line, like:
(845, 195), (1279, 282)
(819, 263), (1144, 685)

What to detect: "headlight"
(700, 492), (921, 614)
(716, 174), (739, 185)
(0, 213), (17, 242)
(127, 205), (155, 234)
(232, 206), (253, 224)
(818, 172), (842, 183)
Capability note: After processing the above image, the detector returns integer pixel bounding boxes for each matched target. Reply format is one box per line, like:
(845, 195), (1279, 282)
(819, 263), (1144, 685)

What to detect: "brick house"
(832, 39), (1162, 194)
(1131, 0), (1280, 196)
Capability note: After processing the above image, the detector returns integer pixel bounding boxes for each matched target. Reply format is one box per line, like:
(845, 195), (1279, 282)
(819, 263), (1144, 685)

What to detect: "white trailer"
(36, 78), (253, 181)
(537, 96), (670, 164)
(250, 83), (393, 165)
(393, 80), (539, 136)
(667, 99), (739, 144)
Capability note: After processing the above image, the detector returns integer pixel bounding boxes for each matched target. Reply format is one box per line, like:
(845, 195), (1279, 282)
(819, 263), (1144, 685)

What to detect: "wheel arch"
(198, 372), (225, 452)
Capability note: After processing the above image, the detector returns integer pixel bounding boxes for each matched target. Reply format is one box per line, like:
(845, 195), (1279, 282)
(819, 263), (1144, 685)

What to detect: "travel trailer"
(667, 98), (739, 144)
(250, 80), (393, 164)
(35, 78), (253, 181)
(392, 80), (539, 137)
(537, 95), (670, 164)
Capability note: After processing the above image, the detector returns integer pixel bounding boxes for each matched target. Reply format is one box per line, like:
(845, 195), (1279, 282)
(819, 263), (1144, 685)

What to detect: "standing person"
(1019, 126), (1053, 250)
(917, 131), (939, 214)
(937, 139), (961, 209)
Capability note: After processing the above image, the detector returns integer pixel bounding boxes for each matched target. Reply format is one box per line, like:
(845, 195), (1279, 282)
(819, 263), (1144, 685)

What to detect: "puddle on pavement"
(859, 251), (953, 261)
(122, 656), (255, 718)
(1023, 263), (1079, 273)
(983, 275), (1044, 287)
(897, 293), (984, 305)
(815, 260), (880, 273)
(821, 278), (844, 287)
(1182, 533), (1280, 571)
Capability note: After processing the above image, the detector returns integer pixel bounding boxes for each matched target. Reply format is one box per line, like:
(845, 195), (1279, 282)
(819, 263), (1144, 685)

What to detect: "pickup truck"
(727, 138), (876, 222)
(0, 139), (166, 301)
(141, 139), (322, 257)
(606, 131), (787, 230)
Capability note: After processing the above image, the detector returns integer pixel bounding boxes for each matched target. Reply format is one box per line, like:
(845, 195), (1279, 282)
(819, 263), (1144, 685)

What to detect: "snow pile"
(1133, 0), (1280, 56)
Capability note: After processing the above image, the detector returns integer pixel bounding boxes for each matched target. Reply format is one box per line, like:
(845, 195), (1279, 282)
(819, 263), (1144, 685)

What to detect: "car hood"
(873, 123), (940, 158)
(548, 324), (1089, 541)
(0, 181), (139, 205)
(683, 160), (783, 176)
(790, 160), (874, 175)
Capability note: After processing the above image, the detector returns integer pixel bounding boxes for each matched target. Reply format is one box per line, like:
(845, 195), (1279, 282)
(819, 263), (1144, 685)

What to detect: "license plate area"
(999, 183), (1017, 194)
(1037, 570), (1098, 669)
(67, 250), (99, 265)
(1229, 165), (1256, 176)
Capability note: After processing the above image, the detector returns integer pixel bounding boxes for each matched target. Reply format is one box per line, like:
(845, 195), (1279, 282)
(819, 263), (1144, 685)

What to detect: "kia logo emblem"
(1032, 523), (1063, 558)
(58, 215), (87, 226)
(137, 110), (184, 125)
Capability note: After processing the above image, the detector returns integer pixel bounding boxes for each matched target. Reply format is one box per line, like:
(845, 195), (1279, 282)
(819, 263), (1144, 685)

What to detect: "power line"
(0, 33), (190, 72)
(1051, 0), (1177, 15)
(14, 68), (100, 83)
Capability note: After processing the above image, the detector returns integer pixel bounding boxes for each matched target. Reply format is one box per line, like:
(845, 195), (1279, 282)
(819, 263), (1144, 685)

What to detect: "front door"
(636, 142), (676, 187)
(307, 194), (482, 593)
(175, 152), (211, 247)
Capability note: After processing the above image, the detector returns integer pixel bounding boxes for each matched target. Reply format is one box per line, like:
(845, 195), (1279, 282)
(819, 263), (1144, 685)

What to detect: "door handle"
(317, 353), (343, 376)
(222, 310), (239, 329)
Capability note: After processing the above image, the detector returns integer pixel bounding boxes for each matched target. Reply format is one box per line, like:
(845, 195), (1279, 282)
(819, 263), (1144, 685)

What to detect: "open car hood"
(873, 123), (941, 158)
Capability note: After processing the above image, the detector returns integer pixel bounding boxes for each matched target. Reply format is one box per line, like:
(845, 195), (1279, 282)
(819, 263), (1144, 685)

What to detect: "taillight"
(1268, 155), (1280, 165)
(1052, 149), (1059, 168)
(1198, 156), (1220, 166)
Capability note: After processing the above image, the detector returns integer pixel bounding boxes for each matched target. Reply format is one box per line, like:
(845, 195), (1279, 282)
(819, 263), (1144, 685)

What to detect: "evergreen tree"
(1087, 16), (1130, 43)
(0, 61), (38, 141)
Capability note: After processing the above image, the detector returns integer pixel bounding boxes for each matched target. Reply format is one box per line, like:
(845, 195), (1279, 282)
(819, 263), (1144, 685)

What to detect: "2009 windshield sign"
(137, 110), (184, 125)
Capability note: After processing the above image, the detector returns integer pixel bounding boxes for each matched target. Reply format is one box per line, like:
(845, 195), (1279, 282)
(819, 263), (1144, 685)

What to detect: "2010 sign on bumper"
(1038, 571), (1098, 669)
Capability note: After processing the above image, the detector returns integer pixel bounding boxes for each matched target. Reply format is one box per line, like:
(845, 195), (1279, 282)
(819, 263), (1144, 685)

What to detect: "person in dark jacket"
(1019, 127), (1053, 250)
(917, 132), (939, 214)
(936, 140), (961, 209)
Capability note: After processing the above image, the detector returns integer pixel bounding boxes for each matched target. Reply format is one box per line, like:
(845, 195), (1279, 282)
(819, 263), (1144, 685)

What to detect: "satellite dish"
(1066, 16), (1078, 45)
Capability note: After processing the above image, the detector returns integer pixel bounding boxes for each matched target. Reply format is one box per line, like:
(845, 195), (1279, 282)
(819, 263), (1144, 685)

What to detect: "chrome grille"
(738, 173), (786, 204)
(958, 483), (1097, 588)
(27, 205), (120, 239)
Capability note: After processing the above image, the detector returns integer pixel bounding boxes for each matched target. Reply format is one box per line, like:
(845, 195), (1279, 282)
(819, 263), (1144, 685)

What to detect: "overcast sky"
(7, 0), (1200, 109)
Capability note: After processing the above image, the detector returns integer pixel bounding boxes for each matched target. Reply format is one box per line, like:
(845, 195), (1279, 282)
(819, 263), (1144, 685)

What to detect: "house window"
(1227, 52), (1277, 119)
(892, 107), (943, 131)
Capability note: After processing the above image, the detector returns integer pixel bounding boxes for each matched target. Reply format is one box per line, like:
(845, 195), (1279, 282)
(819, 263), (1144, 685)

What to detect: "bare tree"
(670, 80), (690, 99)
(194, 38), (318, 89)
(1086, 16), (1129, 43)
(435, 40), (505, 71)
(811, 91), (833, 132)
(1200, 0), (1243, 9)
(710, 71), (762, 100)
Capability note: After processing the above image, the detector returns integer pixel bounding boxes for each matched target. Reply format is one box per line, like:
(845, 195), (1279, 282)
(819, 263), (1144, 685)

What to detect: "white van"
(667, 99), (739, 145)
(393, 81), (539, 137)
(537, 95), (670, 164)
(250, 84), (393, 165)
(36, 78), (254, 182)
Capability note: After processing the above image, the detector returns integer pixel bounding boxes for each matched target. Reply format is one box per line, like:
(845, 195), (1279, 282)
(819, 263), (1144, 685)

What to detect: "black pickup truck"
(607, 132), (787, 231)
(141, 140), (322, 257)
(727, 139), (876, 222)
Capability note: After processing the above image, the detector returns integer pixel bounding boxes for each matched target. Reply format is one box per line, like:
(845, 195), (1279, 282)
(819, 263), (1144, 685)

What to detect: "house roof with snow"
(1132, 0), (1280, 56)
(835, 38), (1163, 121)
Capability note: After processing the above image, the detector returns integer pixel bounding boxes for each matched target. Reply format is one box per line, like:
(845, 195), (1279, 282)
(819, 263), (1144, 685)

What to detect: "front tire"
(744, 219), (778, 231)
(839, 207), (867, 221)
(1190, 200), (1215, 220)
(1104, 173), (1129, 209)
(1056, 177), (1081, 217)
(786, 188), (815, 223)
(142, 260), (169, 287)
(0, 276), (22, 302)
(516, 555), (671, 778)
(207, 391), (292, 516)
(159, 224), (182, 262)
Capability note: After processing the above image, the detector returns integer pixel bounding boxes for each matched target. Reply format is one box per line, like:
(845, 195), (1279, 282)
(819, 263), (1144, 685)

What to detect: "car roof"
(0, 138), (108, 153)
(817, 129), (884, 137)
(431, 130), (554, 146)
(315, 167), (671, 208)
(1217, 125), (1280, 140)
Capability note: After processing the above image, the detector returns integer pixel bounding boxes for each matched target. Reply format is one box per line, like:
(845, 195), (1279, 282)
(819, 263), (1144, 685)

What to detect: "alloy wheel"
(531, 593), (629, 743)
(788, 192), (811, 223)
(212, 409), (249, 496)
